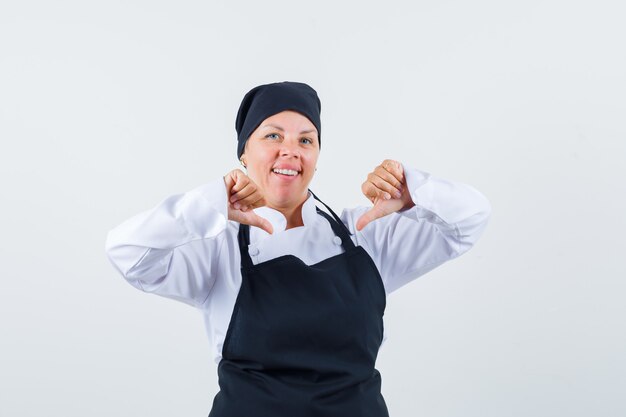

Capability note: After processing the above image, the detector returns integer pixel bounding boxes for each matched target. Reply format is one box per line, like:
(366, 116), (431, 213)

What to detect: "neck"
(269, 192), (309, 230)
(281, 204), (305, 230)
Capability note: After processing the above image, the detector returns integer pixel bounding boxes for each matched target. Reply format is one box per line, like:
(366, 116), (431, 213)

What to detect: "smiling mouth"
(272, 168), (300, 177)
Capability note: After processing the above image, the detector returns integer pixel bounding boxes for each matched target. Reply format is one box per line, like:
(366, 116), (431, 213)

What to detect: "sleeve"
(104, 177), (230, 308)
(341, 164), (492, 294)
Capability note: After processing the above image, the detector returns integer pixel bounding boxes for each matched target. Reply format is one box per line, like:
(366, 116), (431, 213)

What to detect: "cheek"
(307, 155), (320, 172)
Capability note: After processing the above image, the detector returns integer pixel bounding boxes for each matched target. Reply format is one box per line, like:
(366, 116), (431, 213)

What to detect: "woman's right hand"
(223, 169), (274, 234)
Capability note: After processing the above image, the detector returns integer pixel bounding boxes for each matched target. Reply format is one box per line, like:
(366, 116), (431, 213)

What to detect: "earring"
(240, 158), (246, 169)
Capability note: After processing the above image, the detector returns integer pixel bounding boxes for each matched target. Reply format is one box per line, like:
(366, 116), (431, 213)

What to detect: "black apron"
(208, 192), (389, 417)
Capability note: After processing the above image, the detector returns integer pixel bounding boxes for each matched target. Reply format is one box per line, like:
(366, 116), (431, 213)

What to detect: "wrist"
(399, 184), (415, 211)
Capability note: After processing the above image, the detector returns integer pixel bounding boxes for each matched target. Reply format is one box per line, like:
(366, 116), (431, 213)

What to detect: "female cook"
(105, 81), (492, 416)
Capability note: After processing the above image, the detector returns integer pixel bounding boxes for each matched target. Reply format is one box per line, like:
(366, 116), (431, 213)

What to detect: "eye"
(301, 137), (313, 144)
(265, 133), (280, 140)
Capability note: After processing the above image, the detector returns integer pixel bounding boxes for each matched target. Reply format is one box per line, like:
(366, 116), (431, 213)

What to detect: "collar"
(252, 191), (318, 236)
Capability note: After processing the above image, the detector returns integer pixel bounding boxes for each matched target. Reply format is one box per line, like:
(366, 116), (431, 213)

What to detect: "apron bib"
(208, 194), (389, 417)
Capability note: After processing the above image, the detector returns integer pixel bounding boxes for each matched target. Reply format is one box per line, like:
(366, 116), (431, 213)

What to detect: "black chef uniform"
(208, 192), (389, 417)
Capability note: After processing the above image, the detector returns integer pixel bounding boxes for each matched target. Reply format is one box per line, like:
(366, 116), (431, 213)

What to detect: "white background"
(1, 0), (624, 416)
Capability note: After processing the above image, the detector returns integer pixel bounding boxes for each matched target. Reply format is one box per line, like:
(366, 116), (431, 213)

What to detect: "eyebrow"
(260, 124), (318, 135)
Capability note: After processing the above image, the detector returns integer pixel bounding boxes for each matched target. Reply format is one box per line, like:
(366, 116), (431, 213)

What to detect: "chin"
(268, 190), (306, 208)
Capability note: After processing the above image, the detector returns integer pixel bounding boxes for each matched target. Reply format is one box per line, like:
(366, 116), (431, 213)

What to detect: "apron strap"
(237, 223), (254, 270)
(315, 208), (355, 251)
(308, 189), (354, 238)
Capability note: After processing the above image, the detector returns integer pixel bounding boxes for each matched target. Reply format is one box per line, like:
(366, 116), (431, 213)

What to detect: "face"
(241, 110), (320, 211)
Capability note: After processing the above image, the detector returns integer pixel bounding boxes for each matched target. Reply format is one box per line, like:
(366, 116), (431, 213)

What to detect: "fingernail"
(395, 191), (402, 199)
(234, 202), (241, 209)
(385, 193), (391, 200)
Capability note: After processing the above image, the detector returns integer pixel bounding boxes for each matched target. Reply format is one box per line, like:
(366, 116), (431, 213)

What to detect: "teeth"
(273, 168), (299, 176)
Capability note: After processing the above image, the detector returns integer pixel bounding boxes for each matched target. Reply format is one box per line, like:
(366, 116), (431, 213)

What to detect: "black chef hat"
(235, 81), (322, 159)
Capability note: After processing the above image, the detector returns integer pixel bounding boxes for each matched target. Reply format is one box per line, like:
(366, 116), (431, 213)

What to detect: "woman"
(105, 81), (492, 416)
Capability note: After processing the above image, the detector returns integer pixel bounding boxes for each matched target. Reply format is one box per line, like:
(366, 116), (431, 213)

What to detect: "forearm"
(399, 164), (492, 254)
(105, 177), (229, 279)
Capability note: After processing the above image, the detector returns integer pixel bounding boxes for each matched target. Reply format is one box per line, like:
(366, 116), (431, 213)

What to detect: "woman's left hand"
(356, 159), (415, 231)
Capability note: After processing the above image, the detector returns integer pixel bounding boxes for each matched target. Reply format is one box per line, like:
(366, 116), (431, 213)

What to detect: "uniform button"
(249, 246), (259, 256)
(333, 236), (342, 245)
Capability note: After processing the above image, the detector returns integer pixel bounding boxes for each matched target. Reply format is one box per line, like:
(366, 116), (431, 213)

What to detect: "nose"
(279, 139), (301, 158)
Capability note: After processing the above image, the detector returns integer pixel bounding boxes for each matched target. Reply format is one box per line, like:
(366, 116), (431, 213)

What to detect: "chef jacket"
(105, 164), (492, 365)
